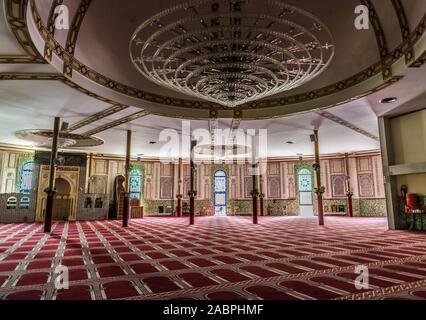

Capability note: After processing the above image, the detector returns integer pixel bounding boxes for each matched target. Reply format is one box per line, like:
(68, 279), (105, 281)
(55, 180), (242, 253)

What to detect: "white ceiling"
(0, 0), (425, 158)
(0, 77), (382, 157)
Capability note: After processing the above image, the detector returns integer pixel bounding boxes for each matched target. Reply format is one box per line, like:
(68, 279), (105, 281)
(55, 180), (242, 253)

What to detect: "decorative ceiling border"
(28, 0), (214, 110)
(25, 0), (399, 113)
(0, 55), (43, 63)
(82, 111), (150, 136)
(66, 104), (130, 133)
(410, 50), (426, 68)
(0, 71), (140, 135)
(63, 0), (92, 77)
(391, 0), (414, 65)
(360, 0), (391, 80)
(4, 0), (45, 64)
(0, 72), (64, 80)
(315, 110), (379, 141)
(44, 0), (64, 62)
(244, 13), (425, 112)
(5, 0), (426, 119)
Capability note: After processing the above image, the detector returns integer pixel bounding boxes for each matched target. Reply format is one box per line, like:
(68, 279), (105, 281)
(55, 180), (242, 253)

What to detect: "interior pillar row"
(189, 141), (197, 225)
(122, 130), (132, 228)
(251, 134), (259, 224)
(176, 157), (183, 217)
(312, 129), (324, 226)
(44, 117), (61, 233)
(344, 152), (354, 217)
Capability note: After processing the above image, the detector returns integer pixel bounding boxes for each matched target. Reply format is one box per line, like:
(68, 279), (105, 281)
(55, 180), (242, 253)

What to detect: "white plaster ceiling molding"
(15, 129), (104, 148)
(17, 0), (425, 119)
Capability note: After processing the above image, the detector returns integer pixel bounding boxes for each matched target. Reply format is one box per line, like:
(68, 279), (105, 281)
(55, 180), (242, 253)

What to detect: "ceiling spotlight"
(286, 141), (295, 145)
(380, 97), (397, 104)
(149, 141), (156, 145)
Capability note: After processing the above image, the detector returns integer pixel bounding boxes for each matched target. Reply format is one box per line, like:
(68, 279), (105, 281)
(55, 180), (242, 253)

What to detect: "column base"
(176, 195), (182, 217)
(252, 196), (259, 224)
(189, 196), (195, 225)
(317, 194), (324, 226)
(43, 189), (56, 233)
(122, 193), (130, 227)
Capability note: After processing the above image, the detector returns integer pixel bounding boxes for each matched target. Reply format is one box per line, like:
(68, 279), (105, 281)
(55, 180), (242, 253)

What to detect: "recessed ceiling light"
(380, 97), (397, 104)
(149, 141), (156, 144)
(286, 141), (295, 144)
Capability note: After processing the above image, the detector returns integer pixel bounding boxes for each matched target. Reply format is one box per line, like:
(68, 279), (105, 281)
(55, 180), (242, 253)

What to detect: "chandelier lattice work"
(130, 0), (335, 108)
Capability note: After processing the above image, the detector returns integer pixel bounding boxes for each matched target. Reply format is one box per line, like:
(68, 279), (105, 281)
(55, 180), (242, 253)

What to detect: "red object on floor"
(406, 193), (419, 212)
(1, 217), (426, 300)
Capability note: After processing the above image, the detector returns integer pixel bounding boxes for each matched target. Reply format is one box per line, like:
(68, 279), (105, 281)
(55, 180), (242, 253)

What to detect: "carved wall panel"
(267, 176), (281, 199)
(331, 175), (346, 197)
(358, 173), (375, 197)
(160, 177), (173, 199)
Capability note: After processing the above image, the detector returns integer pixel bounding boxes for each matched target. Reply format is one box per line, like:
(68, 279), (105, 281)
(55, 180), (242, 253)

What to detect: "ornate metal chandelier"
(130, 0), (334, 108)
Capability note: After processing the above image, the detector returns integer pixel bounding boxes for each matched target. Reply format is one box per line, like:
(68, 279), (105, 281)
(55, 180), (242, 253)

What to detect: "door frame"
(296, 164), (314, 217)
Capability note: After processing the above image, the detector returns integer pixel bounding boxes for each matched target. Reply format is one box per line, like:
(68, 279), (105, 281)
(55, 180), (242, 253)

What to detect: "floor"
(1, 216), (426, 300)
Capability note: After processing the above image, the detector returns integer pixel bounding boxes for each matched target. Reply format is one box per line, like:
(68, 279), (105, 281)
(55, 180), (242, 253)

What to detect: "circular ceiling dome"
(26, 0), (426, 119)
(130, 0), (334, 108)
(15, 130), (104, 148)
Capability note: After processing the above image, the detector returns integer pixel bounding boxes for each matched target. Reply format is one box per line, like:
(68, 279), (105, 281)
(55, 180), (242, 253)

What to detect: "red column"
(344, 153), (354, 217)
(122, 130), (132, 228)
(317, 194), (324, 225)
(176, 157), (183, 217)
(122, 193), (130, 227)
(189, 141), (196, 225)
(347, 193), (354, 217)
(189, 193), (195, 225)
(176, 195), (182, 217)
(259, 194), (264, 217)
(251, 164), (259, 224)
(44, 117), (61, 233)
(312, 130), (324, 226)
(252, 194), (258, 224)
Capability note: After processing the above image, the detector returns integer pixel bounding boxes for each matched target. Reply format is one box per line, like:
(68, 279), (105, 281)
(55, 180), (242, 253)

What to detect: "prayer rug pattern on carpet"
(1, 216), (426, 300)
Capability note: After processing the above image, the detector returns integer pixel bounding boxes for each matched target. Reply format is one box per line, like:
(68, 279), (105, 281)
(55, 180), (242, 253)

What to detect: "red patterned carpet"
(1, 216), (426, 300)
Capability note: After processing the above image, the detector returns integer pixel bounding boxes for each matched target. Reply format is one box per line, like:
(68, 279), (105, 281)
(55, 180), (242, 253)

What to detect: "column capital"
(188, 190), (197, 197)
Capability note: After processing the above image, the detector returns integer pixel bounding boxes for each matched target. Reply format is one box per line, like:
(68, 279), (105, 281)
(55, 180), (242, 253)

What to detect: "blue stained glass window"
(298, 168), (312, 192)
(214, 170), (227, 215)
(129, 168), (143, 200)
(20, 162), (34, 195)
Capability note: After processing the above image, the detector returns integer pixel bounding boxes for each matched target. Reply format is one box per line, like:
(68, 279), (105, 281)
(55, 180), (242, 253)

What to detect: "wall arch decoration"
(6, 197), (17, 209)
(331, 175), (345, 197)
(19, 196), (30, 209)
(36, 165), (80, 222)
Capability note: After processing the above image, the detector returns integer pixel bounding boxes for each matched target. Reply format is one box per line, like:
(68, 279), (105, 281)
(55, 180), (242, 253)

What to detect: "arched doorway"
(53, 177), (72, 221)
(214, 170), (227, 216)
(297, 167), (314, 217)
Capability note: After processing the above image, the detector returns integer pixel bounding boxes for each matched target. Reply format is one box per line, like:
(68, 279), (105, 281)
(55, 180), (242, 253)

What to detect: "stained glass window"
(129, 168), (143, 200)
(214, 170), (227, 216)
(19, 162), (34, 195)
(298, 168), (312, 192)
